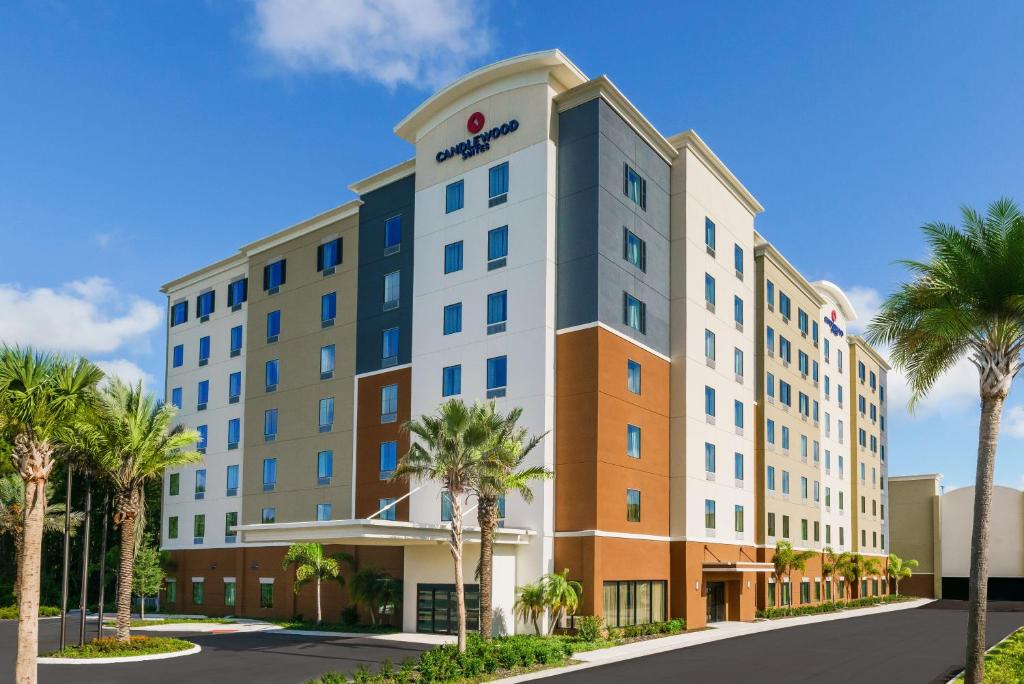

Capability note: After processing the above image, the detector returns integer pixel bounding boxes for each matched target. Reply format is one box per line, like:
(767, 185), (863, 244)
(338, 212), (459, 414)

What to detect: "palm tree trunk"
(315, 576), (322, 625)
(477, 497), (497, 640)
(114, 511), (137, 642)
(16, 475), (46, 684)
(964, 393), (1004, 684)
(96, 492), (109, 638)
(13, 532), (22, 601)
(448, 491), (467, 654)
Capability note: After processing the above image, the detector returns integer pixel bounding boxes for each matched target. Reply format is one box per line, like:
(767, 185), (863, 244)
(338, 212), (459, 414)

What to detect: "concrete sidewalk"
(499, 598), (934, 683)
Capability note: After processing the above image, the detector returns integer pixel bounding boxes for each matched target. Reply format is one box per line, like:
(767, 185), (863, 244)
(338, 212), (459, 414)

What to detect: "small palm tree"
(89, 379), (200, 642)
(866, 199), (1024, 684)
(282, 543), (347, 625)
(391, 399), (486, 654)
(349, 567), (401, 625)
(771, 541), (815, 607)
(842, 554), (881, 598)
(821, 546), (851, 603)
(472, 402), (548, 639)
(543, 569), (583, 635)
(0, 347), (102, 684)
(887, 553), (919, 596)
(0, 474), (82, 599)
(513, 580), (546, 635)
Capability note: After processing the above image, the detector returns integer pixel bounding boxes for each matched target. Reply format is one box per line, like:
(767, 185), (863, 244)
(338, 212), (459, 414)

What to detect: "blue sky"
(1, 0), (1021, 489)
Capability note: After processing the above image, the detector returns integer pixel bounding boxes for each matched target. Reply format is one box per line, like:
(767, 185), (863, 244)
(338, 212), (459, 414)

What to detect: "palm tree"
(0, 474), (82, 600)
(771, 541), (815, 607)
(282, 543), (347, 625)
(513, 580), (546, 635)
(887, 553), (919, 596)
(866, 199), (1024, 684)
(543, 569), (583, 635)
(391, 399), (485, 654)
(821, 546), (851, 603)
(472, 402), (548, 639)
(0, 347), (102, 684)
(349, 567), (401, 626)
(842, 554), (881, 598)
(89, 379), (200, 642)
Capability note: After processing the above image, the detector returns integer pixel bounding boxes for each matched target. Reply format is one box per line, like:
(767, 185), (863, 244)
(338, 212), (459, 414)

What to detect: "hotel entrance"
(416, 583), (480, 634)
(706, 581), (726, 623)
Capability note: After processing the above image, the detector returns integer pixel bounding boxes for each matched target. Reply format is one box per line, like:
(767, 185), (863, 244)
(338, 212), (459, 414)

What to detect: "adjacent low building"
(160, 49), (893, 633)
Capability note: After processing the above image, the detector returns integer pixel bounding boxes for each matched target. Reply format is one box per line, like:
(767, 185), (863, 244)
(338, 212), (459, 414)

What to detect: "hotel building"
(159, 50), (892, 633)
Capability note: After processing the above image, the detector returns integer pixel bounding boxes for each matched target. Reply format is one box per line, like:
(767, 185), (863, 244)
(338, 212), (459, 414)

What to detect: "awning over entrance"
(236, 518), (535, 547)
(703, 561), (775, 574)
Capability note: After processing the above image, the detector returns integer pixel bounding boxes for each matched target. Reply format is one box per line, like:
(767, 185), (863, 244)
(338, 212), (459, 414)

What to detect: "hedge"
(0, 605), (61, 620)
(756, 594), (914, 619)
(48, 636), (194, 659)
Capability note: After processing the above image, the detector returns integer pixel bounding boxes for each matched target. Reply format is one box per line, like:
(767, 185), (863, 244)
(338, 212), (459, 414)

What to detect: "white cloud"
(1004, 406), (1024, 439)
(0, 277), (163, 355)
(250, 0), (493, 89)
(95, 359), (154, 391)
(846, 286), (883, 335)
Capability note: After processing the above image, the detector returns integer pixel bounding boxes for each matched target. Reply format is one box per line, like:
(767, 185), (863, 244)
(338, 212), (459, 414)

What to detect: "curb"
(39, 643), (201, 665)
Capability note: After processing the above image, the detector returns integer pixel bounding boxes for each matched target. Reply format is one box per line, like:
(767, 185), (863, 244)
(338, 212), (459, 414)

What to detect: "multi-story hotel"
(159, 49), (892, 633)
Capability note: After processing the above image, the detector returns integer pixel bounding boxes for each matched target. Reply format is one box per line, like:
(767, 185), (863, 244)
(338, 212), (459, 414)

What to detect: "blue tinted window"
(229, 372), (241, 400)
(318, 451), (333, 480)
(734, 400), (744, 428)
(705, 217), (716, 250)
(230, 325), (243, 353)
(319, 397), (334, 429)
(441, 491), (454, 522)
(487, 291), (507, 325)
(171, 301), (188, 326)
(379, 498), (396, 520)
(443, 303), (462, 335)
(624, 293), (645, 333)
(445, 180), (464, 213)
(198, 336), (210, 363)
(263, 409), (277, 438)
(704, 386), (715, 416)
(734, 452), (744, 480)
(228, 278), (248, 307)
(379, 442), (397, 478)
(172, 344), (184, 368)
(320, 344), (335, 375)
(265, 359), (278, 389)
(384, 216), (401, 249)
(627, 425), (641, 458)
(488, 226), (508, 261)
(197, 380), (209, 406)
(383, 271), (400, 309)
(488, 162), (509, 198)
(627, 360), (641, 394)
(318, 238), (342, 271)
(381, 327), (399, 364)
(264, 259), (286, 290)
(444, 241), (463, 273)
(624, 164), (646, 209)
(705, 274), (716, 305)
(267, 310), (280, 339)
(226, 464), (239, 491)
(486, 356), (507, 390)
(734, 244), (744, 274)
(321, 292), (336, 322)
(624, 228), (646, 271)
(197, 291), (215, 318)
(263, 458), (277, 486)
(227, 418), (240, 446)
(442, 365), (461, 397)
(170, 387), (182, 409)
(197, 425), (208, 451)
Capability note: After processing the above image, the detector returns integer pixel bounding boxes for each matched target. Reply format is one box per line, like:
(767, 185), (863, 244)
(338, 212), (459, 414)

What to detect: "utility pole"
(58, 462), (73, 651)
(96, 491), (109, 638)
(78, 474), (92, 646)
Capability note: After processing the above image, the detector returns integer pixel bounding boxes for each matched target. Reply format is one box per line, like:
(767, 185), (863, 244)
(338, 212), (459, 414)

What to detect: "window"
(266, 310), (281, 342)
(379, 442), (397, 480)
(263, 259), (286, 292)
(779, 336), (791, 363)
(767, 512), (776, 537)
(858, 361), (866, 383)
(265, 359), (279, 392)
(262, 458), (277, 491)
(623, 228), (646, 271)
(602, 580), (667, 628)
(172, 344), (184, 368)
(734, 348), (744, 377)
(704, 499), (716, 529)
(441, 491), (453, 522)
(381, 384), (398, 423)
(623, 163), (646, 209)
(704, 216), (716, 252)
(383, 272), (400, 311)
(735, 505), (745, 533)
(169, 473), (180, 496)
(317, 238), (343, 272)
(316, 503), (332, 521)
(198, 336), (210, 366)
(800, 579), (810, 603)
(704, 386), (715, 417)
(318, 397), (334, 432)
(627, 425), (641, 458)
(812, 361), (819, 383)
(734, 296), (744, 327)
(171, 301), (188, 326)
(767, 465), (776, 490)
(442, 365), (462, 397)
(224, 579), (236, 607)
(779, 381), (791, 406)
(378, 498), (397, 521)
(838, 349), (844, 372)
(626, 489), (641, 522)
(197, 425), (208, 453)
(623, 293), (646, 333)
(441, 303), (463, 336)
(799, 392), (809, 417)
(800, 476), (808, 500)
(779, 292), (791, 320)
(487, 290), (507, 333)
(704, 329), (716, 361)
(168, 516), (178, 539)
(321, 291), (337, 325)
(260, 507), (276, 524)
(734, 400), (744, 429)
(488, 225), (508, 269)
(782, 471), (790, 495)
(192, 579), (204, 605)
(627, 360), (641, 394)
(226, 464), (239, 496)
(839, 491), (845, 509)
(193, 514), (205, 543)
(800, 434), (808, 459)
(799, 351), (809, 375)
(488, 161), (509, 205)
(260, 582), (274, 609)
(705, 443), (716, 473)
(824, 339), (831, 362)
(229, 371), (241, 403)
(263, 409), (278, 441)
(782, 515), (790, 538)
(734, 244), (744, 275)
(767, 419), (776, 445)
(384, 215), (401, 252)
(227, 418), (240, 449)
(320, 344), (335, 379)
(486, 356), (507, 398)
(381, 327), (399, 367)
(444, 241), (463, 273)
(766, 372), (775, 399)
(812, 321), (819, 345)
(766, 280), (775, 309)
(171, 387), (182, 409)
(766, 326), (775, 354)
(734, 452), (744, 480)
(197, 291), (215, 320)
(704, 273), (716, 307)
(798, 309), (808, 335)
(195, 380), (209, 410)
(225, 511), (238, 543)
(226, 280), (248, 311)
(781, 426), (790, 450)
(445, 180), (464, 213)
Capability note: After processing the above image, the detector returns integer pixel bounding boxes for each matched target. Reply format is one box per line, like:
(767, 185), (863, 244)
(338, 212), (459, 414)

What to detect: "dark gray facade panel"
(356, 173), (415, 374)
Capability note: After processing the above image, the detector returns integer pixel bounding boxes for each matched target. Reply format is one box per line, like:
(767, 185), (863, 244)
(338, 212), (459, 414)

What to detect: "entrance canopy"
(703, 561), (775, 574)
(236, 518), (535, 547)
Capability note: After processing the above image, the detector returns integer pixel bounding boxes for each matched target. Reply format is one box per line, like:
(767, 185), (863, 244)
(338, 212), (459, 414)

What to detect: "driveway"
(544, 605), (1024, 684)
(0, 617), (433, 684)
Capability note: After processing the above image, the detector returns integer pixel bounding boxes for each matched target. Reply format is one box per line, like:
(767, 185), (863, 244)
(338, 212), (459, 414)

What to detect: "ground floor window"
(602, 580), (667, 628)
(838, 578), (846, 597)
(260, 582), (274, 608)
(814, 581), (821, 601)
(825, 580), (832, 600)
(165, 579), (176, 605)
(417, 584), (479, 634)
(799, 580), (810, 604)
(767, 581), (776, 606)
(781, 582), (791, 606)
(872, 579), (879, 596)
(861, 579), (868, 597)
(192, 580), (204, 606)
(224, 581), (236, 607)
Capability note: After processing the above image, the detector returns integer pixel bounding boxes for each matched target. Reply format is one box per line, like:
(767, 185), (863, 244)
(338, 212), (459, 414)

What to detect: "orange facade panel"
(355, 367), (411, 519)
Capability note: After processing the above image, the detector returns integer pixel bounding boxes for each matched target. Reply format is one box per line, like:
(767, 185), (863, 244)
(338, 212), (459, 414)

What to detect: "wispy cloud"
(95, 358), (155, 391)
(1004, 405), (1024, 439)
(249, 0), (494, 90)
(0, 277), (162, 355)
(845, 285), (883, 335)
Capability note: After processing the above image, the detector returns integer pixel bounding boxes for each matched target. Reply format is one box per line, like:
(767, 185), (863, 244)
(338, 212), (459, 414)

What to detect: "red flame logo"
(467, 112), (485, 134)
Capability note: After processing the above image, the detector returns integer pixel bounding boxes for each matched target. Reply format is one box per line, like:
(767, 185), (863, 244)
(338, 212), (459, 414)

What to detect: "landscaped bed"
(0, 604), (61, 619)
(755, 594), (915, 619)
(104, 616), (235, 627)
(953, 627), (1024, 683)
(273, 619), (400, 634)
(47, 635), (195, 659)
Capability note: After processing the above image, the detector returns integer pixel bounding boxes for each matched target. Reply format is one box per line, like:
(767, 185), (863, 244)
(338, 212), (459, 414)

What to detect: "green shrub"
(755, 594), (913, 619)
(574, 615), (606, 642)
(49, 636), (193, 659)
(0, 605), (61, 620)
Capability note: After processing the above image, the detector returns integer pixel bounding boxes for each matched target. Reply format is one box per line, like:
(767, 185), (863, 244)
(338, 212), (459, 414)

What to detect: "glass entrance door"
(416, 584), (480, 634)
(706, 581), (726, 623)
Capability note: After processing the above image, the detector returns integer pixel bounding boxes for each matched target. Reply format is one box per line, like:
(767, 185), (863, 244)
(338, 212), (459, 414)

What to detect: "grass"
(272, 619), (400, 634)
(104, 616), (234, 627)
(48, 636), (195, 659)
(755, 594), (915, 619)
(0, 605), (62, 619)
(953, 628), (1024, 683)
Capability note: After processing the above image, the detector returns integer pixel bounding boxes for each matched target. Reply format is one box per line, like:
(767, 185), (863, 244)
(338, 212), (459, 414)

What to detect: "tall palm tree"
(0, 347), (102, 684)
(820, 546), (851, 603)
(842, 553), (881, 598)
(472, 402), (548, 639)
(887, 553), (918, 596)
(543, 569), (583, 635)
(89, 379), (200, 642)
(771, 541), (815, 607)
(866, 198), (1024, 684)
(513, 580), (546, 635)
(391, 399), (486, 653)
(0, 475), (82, 600)
(282, 543), (347, 625)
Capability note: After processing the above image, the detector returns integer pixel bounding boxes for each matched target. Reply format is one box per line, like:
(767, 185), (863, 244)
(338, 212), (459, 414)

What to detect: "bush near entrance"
(48, 636), (194, 659)
(952, 627), (1024, 683)
(755, 594), (914, 619)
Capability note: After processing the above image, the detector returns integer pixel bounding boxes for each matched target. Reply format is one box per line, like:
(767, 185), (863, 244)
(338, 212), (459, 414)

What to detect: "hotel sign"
(435, 111), (519, 163)
(824, 309), (845, 337)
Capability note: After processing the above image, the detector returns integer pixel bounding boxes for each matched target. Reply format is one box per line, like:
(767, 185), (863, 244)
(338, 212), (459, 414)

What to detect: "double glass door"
(417, 584), (480, 634)
(706, 581), (726, 623)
